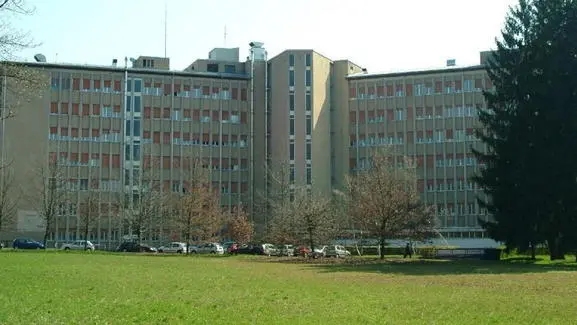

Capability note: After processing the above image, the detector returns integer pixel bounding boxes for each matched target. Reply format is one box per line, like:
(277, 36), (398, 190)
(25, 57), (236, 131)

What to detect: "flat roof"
(347, 64), (486, 80)
(6, 61), (250, 80)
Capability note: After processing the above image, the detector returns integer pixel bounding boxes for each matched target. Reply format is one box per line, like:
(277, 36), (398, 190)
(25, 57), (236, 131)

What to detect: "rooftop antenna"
(164, 0), (168, 58)
(224, 25), (227, 47)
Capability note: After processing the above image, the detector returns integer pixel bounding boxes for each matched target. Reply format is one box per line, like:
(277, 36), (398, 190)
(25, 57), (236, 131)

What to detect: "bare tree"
(268, 186), (342, 254)
(117, 166), (164, 245)
(347, 153), (435, 259)
(172, 159), (223, 254)
(27, 160), (67, 246)
(78, 187), (99, 250)
(0, 164), (16, 242)
(0, 0), (46, 121)
(225, 208), (254, 245)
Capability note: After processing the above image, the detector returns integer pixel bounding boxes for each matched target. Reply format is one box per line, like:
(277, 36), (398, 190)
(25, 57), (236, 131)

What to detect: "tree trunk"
(308, 228), (314, 258)
(530, 244), (536, 260)
(379, 236), (385, 260)
(43, 217), (50, 246)
(548, 237), (565, 260)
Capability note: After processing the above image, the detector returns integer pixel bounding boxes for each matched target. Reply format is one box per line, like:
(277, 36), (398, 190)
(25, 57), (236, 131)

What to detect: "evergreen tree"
(475, 0), (577, 260)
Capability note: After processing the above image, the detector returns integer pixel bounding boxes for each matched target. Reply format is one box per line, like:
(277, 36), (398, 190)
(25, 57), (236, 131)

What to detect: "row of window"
(350, 129), (478, 147)
(349, 78), (491, 99)
(436, 204), (488, 216)
(288, 91), (312, 112)
(288, 53), (312, 67)
(50, 77), (249, 101)
(351, 154), (482, 169)
(349, 106), (481, 123)
(51, 152), (249, 169)
(62, 178), (249, 194)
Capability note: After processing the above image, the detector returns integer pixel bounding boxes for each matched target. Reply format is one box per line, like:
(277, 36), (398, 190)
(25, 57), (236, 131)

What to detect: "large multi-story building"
(0, 43), (496, 246)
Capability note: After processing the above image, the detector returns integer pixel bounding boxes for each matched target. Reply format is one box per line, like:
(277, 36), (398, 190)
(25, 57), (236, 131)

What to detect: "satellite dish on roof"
(34, 54), (46, 62)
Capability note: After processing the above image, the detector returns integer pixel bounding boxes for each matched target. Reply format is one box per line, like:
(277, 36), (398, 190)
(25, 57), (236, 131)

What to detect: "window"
(306, 116), (312, 135)
(305, 53), (311, 67)
(224, 65), (236, 73)
(289, 91), (295, 111)
(306, 142), (311, 160)
(289, 70), (295, 87)
(126, 79), (132, 92)
(289, 116), (295, 136)
(134, 79), (142, 93)
(289, 165), (295, 183)
(305, 92), (311, 111)
(133, 119), (140, 137)
(305, 70), (311, 87)
(207, 64), (219, 72)
(125, 96), (131, 112)
(289, 54), (295, 67)
(306, 166), (312, 185)
(289, 140), (295, 160)
(133, 96), (141, 113)
(133, 143), (140, 161)
(51, 77), (59, 90)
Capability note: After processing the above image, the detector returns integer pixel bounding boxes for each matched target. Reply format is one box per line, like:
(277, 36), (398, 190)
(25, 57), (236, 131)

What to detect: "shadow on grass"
(262, 255), (577, 276)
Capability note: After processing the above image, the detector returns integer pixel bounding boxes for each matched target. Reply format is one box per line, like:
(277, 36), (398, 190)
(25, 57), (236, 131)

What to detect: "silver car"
(325, 245), (351, 258)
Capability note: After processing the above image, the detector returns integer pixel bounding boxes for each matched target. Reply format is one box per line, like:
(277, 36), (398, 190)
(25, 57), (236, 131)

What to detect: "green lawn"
(0, 252), (576, 324)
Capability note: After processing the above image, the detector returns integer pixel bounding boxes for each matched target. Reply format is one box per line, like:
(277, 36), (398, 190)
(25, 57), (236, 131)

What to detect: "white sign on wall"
(17, 210), (45, 232)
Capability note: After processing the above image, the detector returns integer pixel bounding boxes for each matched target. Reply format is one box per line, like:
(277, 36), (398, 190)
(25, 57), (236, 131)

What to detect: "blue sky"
(13, 0), (518, 72)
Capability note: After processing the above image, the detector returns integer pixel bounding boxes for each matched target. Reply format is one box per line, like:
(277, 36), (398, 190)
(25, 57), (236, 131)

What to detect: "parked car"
(157, 242), (188, 254)
(61, 240), (95, 251)
(294, 245), (311, 257)
(276, 244), (294, 257)
(221, 241), (236, 253)
(189, 243), (224, 255)
(311, 245), (328, 258)
(116, 242), (157, 253)
(325, 245), (351, 258)
(12, 238), (45, 250)
(262, 243), (278, 256)
(227, 243), (239, 254)
(234, 243), (265, 255)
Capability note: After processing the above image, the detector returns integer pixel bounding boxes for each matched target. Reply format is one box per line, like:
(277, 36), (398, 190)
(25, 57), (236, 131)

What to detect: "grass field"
(0, 252), (576, 325)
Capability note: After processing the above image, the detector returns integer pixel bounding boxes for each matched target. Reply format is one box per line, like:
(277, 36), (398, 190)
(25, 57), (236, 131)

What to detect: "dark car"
(116, 242), (157, 253)
(233, 243), (265, 255)
(12, 238), (45, 250)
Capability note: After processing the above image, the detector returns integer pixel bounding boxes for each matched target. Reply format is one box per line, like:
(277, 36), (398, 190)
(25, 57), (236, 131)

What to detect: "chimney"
(112, 58), (118, 67)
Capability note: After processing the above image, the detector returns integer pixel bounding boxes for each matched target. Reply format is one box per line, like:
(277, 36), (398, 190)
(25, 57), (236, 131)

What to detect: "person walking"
(403, 242), (412, 259)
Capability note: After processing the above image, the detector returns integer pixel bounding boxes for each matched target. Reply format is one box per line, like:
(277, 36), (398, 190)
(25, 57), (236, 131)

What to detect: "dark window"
(126, 79), (132, 92)
(306, 143), (311, 160)
(62, 78), (71, 90)
(306, 92), (311, 111)
(289, 143), (295, 160)
(289, 54), (294, 67)
(289, 118), (295, 135)
(305, 70), (311, 87)
(133, 144), (140, 161)
(133, 119), (140, 137)
(306, 168), (312, 185)
(124, 144), (131, 160)
(224, 65), (236, 73)
(289, 70), (294, 87)
(134, 79), (142, 93)
(125, 121), (131, 136)
(126, 96), (131, 112)
(289, 167), (295, 182)
(133, 96), (141, 113)
(289, 91), (295, 110)
(51, 77), (59, 90)
(305, 54), (311, 67)
(207, 64), (219, 72)
(306, 116), (312, 135)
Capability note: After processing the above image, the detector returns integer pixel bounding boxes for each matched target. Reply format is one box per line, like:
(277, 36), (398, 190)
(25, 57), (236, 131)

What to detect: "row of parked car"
(5, 238), (352, 258)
